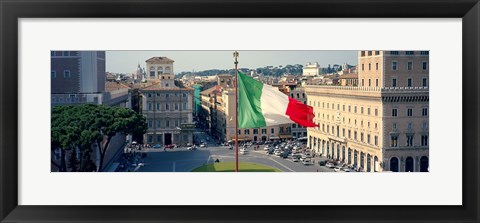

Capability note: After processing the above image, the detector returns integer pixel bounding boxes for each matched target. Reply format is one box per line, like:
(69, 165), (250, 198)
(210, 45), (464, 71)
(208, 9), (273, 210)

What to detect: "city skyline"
(106, 51), (357, 74)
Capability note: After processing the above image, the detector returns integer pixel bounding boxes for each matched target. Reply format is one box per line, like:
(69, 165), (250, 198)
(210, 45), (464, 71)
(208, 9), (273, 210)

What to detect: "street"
(136, 145), (335, 172)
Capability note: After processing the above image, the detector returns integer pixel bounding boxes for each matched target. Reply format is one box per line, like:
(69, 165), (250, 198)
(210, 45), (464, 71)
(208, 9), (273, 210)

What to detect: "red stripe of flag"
(285, 97), (318, 127)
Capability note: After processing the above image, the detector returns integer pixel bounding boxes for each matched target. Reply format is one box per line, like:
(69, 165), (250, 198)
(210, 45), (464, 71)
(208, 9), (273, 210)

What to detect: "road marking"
(173, 162), (176, 172)
(268, 157), (295, 172)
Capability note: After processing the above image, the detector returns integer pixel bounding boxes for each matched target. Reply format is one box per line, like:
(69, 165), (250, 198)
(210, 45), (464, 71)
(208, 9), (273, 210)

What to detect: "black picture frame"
(1, 0), (479, 222)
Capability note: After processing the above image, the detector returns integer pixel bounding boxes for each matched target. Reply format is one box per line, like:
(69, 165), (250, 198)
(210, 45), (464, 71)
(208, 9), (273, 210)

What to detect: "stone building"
(140, 57), (194, 146)
(305, 51), (429, 172)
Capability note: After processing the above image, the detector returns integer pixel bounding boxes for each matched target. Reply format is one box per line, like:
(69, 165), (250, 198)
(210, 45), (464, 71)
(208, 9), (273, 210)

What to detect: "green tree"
(51, 104), (147, 172)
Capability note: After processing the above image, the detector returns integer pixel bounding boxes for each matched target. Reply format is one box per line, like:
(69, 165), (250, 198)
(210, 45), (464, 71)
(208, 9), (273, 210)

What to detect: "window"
(238, 130), (241, 135)
(408, 122), (413, 129)
(302, 93), (305, 98)
(423, 122), (428, 129)
(393, 123), (397, 130)
(390, 51), (399, 55)
(422, 62), (428, 70)
(376, 79), (379, 87)
(148, 120), (153, 128)
(148, 103), (152, 111)
(156, 103), (160, 110)
(368, 51), (372, 56)
(262, 129), (267, 134)
(244, 129), (249, 135)
(150, 67), (155, 76)
(157, 120), (161, 128)
(368, 79), (371, 87)
(348, 130), (351, 138)
(165, 66), (171, 74)
(291, 93), (294, 98)
(392, 108), (398, 117)
(342, 128), (345, 137)
(361, 51), (365, 56)
(406, 135), (414, 146)
(361, 133), (364, 142)
(406, 51), (414, 55)
(375, 136), (378, 146)
(361, 107), (364, 114)
(182, 103), (187, 110)
(297, 93), (300, 98)
(166, 103), (170, 110)
(367, 108), (371, 115)
(375, 108), (378, 116)
(322, 124), (325, 132)
(175, 120), (179, 127)
(375, 51), (380, 55)
(165, 93), (169, 98)
(348, 105), (351, 112)
(354, 131), (357, 140)
(63, 70), (71, 78)
(422, 108), (428, 116)
(271, 128), (274, 134)
(423, 78), (427, 87)
(343, 105), (345, 111)
(421, 135), (428, 146)
(51, 71), (56, 78)
(420, 51), (429, 55)
(327, 125), (329, 133)
(392, 78), (397, 87)
(174, 103), (179, 110)
(368, 63), (371, 70)
(157, 66), (163, 75)
(367, 134), (371, 144)
(407, 78), (412, 87)
(362, 79), (364, 86)
(407, 62), (413, 70)
(407, 108), (413, 116)
(362, 64), (364, 71)
(183, 93), (187, 98)
(391, 135), (398, 147)
(148, 135), (153, 143)
(354, 106), (357, 113)
(376, 63), (379, 70)
(253, 129), (258, 134)
(166, 120), (170, 128)
(392, 62), (397, 70)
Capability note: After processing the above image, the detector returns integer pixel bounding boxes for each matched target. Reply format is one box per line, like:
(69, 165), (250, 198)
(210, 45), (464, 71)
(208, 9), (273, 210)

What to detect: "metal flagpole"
(233, 51), (239, 172)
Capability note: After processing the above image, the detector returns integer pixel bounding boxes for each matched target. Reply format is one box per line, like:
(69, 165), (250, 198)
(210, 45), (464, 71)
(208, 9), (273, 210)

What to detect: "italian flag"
(237, 71), (318, 129)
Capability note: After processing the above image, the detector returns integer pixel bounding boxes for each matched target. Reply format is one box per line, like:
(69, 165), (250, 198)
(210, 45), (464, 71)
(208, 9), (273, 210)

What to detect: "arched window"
(157, 66), (163, 75)
(420, 156), (429, 172)
(165, 66), (171, 74)
(390, 157), (399, 172)
(405, 156), (414, 172)
(150, 67), (155, 77)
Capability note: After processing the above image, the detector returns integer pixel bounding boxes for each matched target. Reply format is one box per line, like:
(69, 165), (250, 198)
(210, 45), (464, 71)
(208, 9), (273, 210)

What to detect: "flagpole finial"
(233, 51), (239, 65)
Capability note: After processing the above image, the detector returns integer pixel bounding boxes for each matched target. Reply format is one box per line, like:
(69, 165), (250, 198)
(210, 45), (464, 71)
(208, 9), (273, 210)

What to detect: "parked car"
(274, 149), (282, 156)
(325, 162), (335, 168)
(200, 143), (206, 148)
(334, 167), (342, 172)
(153, 144), (162, 149)
(302, 158), (312, 165)
(318, 160), (326, 166)
(264, 146), (270, 151)
(292, 154), (301, 162)
(165, 144), (175, 149)
(266, 148), (274, 155)
(280, 151), (289, 158)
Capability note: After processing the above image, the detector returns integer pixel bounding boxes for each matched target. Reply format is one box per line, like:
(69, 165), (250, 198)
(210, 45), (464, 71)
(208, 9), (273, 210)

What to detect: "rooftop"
(145, 57), (175, 63)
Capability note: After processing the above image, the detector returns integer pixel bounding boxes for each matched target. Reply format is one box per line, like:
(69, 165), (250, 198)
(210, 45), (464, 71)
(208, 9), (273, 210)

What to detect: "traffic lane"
(139, 149), (212, 172)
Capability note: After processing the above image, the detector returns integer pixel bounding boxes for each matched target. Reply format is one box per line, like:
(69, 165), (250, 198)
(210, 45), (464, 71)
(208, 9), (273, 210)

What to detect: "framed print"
(1, 0), (479, 222)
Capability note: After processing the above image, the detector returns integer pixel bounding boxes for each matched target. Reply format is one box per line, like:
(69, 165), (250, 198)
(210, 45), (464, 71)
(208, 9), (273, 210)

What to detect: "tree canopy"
(51, 104), (147, 172)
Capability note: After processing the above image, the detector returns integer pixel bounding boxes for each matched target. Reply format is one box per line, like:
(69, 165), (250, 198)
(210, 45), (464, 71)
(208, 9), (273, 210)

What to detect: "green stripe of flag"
(237, 71), (266, 128)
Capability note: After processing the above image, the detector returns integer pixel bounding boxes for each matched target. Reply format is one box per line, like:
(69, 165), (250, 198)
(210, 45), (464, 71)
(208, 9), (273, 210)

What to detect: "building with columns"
(305, 51), (429, 172)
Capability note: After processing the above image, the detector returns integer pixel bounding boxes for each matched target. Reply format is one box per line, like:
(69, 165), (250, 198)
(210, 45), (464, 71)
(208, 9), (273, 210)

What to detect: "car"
(302, 158), (312, 165)
(266, 148), (274, 155)
(264, 146), (270, 151)
(342, 167), (353, 172)
(292, 154), (301, 162)
(334, 167), (341, 172)
(240, 148), (248, 155)
(200, 143), (206, 148)
(318, 160), (326, 166)
(280, 152), (289, 158)
(274, 149), (282, 156)
(165, 144), (175, 149)
(325, 162), (335, 168)
(186, 143), (192, 147)
(152, 144), (162, 149)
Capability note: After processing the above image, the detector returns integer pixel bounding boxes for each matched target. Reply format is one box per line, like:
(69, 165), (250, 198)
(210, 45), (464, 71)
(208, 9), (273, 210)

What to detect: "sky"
(106, 51), (357, 74)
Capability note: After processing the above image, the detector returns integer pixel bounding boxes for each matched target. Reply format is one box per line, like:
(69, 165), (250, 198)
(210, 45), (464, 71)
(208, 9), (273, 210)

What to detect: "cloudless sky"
(106, 51), (357, 74)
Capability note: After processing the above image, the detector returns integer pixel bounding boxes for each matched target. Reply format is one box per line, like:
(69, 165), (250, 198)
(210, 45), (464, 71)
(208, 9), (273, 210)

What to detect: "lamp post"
(233, 51), (239, 172)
